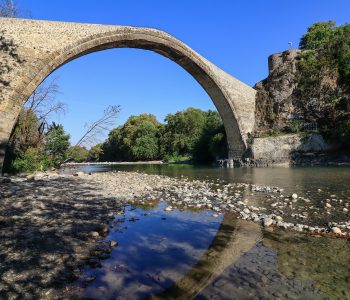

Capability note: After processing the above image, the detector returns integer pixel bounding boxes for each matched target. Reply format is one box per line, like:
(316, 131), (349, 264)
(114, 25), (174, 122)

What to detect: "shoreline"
(60, 151), (350, 169)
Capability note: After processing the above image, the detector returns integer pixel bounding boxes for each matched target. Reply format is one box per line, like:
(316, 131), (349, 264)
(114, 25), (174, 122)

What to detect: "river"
(70, 164), (350, 299)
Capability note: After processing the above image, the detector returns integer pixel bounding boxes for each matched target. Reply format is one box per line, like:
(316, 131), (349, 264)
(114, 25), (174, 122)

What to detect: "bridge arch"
(0, 19), (256, 172)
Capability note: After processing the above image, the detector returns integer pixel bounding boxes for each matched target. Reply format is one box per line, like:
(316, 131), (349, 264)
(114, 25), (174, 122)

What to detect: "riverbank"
(63, 160), (165, 166)
(0, 170), (349, 298)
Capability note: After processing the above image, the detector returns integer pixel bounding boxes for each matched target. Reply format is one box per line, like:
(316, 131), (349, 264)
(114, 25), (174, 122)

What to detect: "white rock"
(242, 208), (249, 214)
(325, 203), (332, 208)
(291, 193), (298, 199)
(331, 227), (342, 234)
(73, 171), (84, 177)
(275, 215), (283, 221)
(343, 208), (348, 213)
(89, 231), (99, 238)
(164, 206), (173, 212)
(263, 218), (274, 227)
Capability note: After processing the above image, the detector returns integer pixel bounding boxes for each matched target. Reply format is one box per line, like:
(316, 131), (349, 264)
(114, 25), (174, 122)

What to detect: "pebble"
(291, 193), (298, 199)
(109, 240), (118, 247)
(263, 218), (274, 227)
(243, 208), (250, 214)
(73, 171), (84, 177)
(89, 231), (100, 239)
(331, 227), (342, 235)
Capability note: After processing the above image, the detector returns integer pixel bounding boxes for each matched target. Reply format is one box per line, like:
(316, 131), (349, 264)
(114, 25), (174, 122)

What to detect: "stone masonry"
(0, 18), (256, 173)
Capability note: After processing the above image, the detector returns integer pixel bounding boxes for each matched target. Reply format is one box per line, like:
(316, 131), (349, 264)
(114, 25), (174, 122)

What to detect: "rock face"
(254, 50), (302, 133)
(250, 133), (331, 161)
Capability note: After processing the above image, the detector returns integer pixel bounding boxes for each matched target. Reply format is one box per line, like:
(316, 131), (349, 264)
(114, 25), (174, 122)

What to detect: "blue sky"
(21, 0), (350, 145)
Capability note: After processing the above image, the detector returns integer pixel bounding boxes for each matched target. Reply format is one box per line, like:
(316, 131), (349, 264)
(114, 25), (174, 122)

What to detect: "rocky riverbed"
(0, 170), (349, 299)
(83, 171), (350, 237)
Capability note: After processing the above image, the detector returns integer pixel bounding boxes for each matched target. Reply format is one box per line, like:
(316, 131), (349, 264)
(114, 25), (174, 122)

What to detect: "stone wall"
(250, 133), (332, 162)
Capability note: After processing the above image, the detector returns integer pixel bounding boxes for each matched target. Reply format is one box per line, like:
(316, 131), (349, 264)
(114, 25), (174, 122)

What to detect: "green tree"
(88, 144), (103, 162)
(45, 123), (70, 165)
(297, 21), (350, 147)
(102, 114), (162, 161)
(192, 110), (226, 163)
(67, 146), (89, 162)
(160, 108), (207, 158)
(299, 21), (336, 50)
(102, 127), (125, 161)
(11, 147), (52, 172)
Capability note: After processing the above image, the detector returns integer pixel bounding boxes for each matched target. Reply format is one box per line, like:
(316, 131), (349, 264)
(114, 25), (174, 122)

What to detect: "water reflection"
(70, 201), (350, 300)
(75, 203), (225, 299)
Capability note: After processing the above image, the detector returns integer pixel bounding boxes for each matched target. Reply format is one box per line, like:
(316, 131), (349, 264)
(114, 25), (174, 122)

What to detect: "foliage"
(160, 108), (207, 158)
(192, 110), (226, 163)
(299, 21), (336, 50)
(67, 146), (89, 162)
(11, 147), (53, 173)
(296, 21), (350, 147)
(286, 120), (304, 133)
(88, 144), (103, 162)
(45, 123), (70, 165)
(102, 114), (162, 161)
(102, 109), (227, 163)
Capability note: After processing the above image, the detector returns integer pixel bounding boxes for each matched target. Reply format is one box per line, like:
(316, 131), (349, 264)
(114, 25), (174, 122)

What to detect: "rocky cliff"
(254, 48), (349, 140)
(247, 48), (350, 165)
(253, 49), (302, 134)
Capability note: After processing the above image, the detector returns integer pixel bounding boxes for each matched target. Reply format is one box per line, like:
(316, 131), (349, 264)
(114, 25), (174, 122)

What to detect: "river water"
(71, 165), (350, 299)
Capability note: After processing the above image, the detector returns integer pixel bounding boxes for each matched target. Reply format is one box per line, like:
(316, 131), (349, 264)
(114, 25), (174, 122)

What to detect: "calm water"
(80, 164), (350, 196)
(71, 165), (350, 299)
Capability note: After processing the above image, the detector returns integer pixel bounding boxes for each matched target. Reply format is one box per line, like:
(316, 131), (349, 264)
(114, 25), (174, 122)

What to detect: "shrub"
(11, 148), (53, 172)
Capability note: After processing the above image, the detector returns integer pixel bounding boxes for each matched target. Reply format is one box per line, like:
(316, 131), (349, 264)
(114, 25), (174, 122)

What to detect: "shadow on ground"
(0, 175), (122, 299)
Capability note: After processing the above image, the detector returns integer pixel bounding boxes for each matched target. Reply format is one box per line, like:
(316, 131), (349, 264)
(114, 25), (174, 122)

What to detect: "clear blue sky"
(21, 0), (350, 145)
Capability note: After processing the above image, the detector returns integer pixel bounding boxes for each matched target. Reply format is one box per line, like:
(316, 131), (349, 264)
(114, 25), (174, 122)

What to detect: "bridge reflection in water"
(151, 216), (262, 300)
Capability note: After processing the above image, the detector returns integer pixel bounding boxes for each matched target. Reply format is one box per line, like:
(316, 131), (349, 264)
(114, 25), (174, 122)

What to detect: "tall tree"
(102, 114), (162, 161)
(45, 123), (70, 165)
(161, 108), (207, 157)
(88, 144), (103, 162)
(25, 77), (66, 130)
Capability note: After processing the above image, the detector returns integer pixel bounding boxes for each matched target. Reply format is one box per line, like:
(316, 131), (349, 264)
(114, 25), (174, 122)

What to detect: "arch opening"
(0, 20), (256, 173)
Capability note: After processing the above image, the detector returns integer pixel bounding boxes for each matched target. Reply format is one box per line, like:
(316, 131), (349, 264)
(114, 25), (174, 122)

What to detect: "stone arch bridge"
(0, 18), (256, 172)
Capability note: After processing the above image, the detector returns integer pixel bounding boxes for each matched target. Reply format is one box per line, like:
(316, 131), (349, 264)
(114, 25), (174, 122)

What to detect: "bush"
(11, 148), (53, 173)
